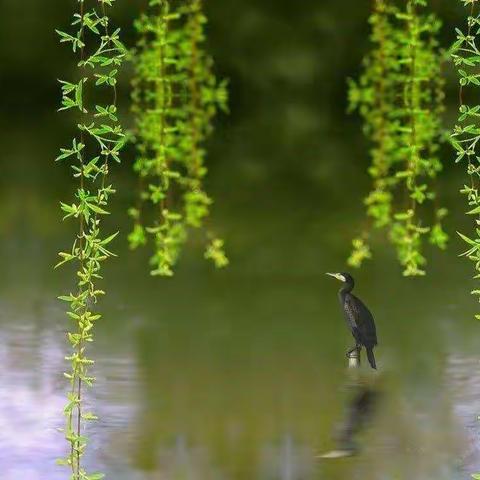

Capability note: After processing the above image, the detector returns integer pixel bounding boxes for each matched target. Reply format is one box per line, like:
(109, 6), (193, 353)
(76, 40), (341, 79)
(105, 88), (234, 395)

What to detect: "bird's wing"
(345, 294), (377, 347)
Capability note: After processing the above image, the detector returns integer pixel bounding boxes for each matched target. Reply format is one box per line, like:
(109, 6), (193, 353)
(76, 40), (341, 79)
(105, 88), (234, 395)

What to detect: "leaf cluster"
(451, 0), (480, 313)
(348, 0), (447, 276)
(129, 0), (229, 276)
(55, 1), (126, 478)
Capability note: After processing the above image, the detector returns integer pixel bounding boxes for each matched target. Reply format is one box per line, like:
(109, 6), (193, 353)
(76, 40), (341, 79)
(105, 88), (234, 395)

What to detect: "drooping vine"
(55, 1), (126, 478)
(348, 0), (448, 276)
(347, 0), (397, 269)
(129, 0), (229, 276)
(451, 0), (480, 315)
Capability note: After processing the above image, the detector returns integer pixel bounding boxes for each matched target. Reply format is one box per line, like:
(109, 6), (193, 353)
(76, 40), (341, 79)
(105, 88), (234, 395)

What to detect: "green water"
(0, 114), (479, 479)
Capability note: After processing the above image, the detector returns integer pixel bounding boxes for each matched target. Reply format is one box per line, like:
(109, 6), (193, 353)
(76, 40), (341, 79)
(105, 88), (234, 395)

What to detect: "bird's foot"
(346, 346), (361, 358)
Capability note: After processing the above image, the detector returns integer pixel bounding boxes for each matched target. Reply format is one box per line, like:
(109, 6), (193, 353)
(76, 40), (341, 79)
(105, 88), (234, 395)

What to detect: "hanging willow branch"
(348, 0), (447, 276)
(451, 0), (480, 316)
(129, 0), (229, 276)
(55, 0), (126, 478)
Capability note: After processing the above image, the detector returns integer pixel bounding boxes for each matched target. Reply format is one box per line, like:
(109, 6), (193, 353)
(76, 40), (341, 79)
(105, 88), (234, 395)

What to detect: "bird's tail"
(366, 348), (377, 370)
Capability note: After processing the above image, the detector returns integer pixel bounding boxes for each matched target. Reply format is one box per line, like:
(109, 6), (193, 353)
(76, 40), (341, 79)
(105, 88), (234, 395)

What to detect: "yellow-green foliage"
(348, 0), (448, 276)
(451, 0), (480, 315)
(55, 0), (126, 478)
(129, 0), (229, 276)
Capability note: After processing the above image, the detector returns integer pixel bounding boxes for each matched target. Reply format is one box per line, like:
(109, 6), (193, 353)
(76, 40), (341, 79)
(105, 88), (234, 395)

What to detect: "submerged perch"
(347, 347), (361, 369)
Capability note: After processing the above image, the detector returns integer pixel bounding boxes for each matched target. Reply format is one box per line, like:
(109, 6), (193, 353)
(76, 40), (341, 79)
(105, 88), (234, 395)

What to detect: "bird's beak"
(326, 272), (342, 281)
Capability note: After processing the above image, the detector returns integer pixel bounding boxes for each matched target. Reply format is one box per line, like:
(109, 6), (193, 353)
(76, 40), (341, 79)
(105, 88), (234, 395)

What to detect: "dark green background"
(0, 0), (464, 179)
(0, 0), (470, 267)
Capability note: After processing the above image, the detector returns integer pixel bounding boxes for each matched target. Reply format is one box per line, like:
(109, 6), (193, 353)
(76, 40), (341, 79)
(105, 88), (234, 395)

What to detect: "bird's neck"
(339, 282), (354, 296)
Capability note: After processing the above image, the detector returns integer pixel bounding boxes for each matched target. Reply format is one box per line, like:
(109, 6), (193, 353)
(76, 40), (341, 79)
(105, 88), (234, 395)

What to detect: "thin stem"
(462, 1), (477, 190)
(407, 0), (418, 214)
(58, 1), (125, 477)
(157, 4), (168, 217)
(459, 2), (476, 107)
(73, 1), (86, 476)
(188, 0), (201, 177)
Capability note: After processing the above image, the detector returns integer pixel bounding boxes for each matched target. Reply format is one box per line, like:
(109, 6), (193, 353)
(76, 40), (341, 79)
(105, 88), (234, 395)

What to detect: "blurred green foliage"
(129, 0), (228, 276)
(348, 0), (448, 276)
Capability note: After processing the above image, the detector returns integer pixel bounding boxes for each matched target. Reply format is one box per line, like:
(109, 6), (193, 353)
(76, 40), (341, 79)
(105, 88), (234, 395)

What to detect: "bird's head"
(326, 272), (354, 287)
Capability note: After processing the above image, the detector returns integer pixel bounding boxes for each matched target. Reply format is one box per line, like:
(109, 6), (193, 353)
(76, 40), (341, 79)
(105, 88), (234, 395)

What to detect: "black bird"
(326, 272), (378, 369)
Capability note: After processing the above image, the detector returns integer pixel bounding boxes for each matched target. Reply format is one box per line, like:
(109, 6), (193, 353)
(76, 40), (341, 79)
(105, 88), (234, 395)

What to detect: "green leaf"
(457, 231), (478, 247)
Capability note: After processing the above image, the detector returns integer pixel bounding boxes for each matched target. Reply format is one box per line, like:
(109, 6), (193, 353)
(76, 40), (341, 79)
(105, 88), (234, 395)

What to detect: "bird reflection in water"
(319, 350), (382, 459)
